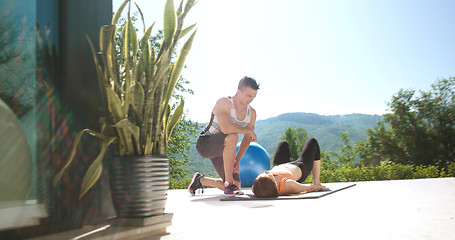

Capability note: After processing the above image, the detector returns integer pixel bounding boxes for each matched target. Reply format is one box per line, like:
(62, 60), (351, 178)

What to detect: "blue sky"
(113, 0), (455, 122)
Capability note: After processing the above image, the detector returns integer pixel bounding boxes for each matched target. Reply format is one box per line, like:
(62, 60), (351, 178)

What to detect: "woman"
(252, 138), (329, 197)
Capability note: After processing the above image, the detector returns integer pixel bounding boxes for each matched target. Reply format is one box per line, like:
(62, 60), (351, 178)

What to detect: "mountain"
(254, 112), (382, 154)
(184, 112), (382, 177)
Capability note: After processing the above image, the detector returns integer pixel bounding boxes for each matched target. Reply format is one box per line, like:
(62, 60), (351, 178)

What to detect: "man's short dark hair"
(238, 76), (260, 91)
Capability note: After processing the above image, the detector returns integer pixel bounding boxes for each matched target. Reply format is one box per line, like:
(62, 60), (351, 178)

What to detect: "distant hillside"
(255, 112), (382, 154)
(184, 112), (382, 177)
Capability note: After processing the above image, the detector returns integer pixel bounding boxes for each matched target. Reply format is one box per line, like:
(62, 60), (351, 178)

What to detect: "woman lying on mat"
(252, 138), (329, 197)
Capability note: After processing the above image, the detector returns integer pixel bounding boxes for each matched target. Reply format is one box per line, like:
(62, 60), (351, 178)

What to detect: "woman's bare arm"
(281, 179), (329, 195)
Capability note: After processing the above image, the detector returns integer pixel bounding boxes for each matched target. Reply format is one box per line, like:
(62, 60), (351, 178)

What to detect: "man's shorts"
(196, 132), (240, 182)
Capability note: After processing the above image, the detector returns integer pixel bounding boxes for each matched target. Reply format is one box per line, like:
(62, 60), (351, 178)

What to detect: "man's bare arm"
(235, 109), (257, 163)
(213, 98), (255, 136)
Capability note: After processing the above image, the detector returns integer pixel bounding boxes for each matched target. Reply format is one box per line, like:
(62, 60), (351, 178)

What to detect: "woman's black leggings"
(273, 137), (321, 183)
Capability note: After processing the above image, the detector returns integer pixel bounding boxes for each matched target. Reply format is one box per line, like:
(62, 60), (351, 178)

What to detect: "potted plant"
(53, 0), (196, 218)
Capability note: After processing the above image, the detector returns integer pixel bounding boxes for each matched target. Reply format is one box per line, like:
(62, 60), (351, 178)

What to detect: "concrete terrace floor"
(161, 178), (455, 240)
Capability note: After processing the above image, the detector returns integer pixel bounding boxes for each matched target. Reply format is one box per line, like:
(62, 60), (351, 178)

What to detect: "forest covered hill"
(184, 112), (382, 177)
(255, 112), (382, 154)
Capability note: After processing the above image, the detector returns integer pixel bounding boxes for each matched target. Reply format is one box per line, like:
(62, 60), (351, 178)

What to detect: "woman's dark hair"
(251, 176), (279, 198)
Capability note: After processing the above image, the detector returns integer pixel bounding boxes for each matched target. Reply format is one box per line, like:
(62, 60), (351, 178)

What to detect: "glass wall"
(0, 0), (59, 233)
(0, 0), (38, 202)
(1, 0), (112, 237)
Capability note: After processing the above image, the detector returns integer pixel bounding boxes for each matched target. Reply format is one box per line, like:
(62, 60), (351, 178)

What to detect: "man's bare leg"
(222, 133), (238, 185)
(201, 177), (224, 191)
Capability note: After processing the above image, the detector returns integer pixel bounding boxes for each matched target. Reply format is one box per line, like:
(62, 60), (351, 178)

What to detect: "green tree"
(168, 115), (201, 180)
(359, 78), (455, 168)
(329, 131), (357, 168)
(320, 148), (337, 172)
(280, 127), (309, 161)
(357, 120), (404, 166)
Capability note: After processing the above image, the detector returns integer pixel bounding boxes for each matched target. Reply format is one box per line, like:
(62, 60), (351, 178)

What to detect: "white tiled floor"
(30, 178), (455, 239)
(162, 178), (455, 240)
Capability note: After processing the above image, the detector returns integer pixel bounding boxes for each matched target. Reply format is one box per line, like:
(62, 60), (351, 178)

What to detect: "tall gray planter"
(109, 155), (169, 218)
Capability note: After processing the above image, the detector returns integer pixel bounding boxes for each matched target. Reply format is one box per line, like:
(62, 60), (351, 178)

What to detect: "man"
(188, 76), (259, 196)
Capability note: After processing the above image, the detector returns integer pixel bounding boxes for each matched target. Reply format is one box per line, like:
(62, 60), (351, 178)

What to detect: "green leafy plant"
(53, 0), (197, 198)
(319, 163), (454, 183)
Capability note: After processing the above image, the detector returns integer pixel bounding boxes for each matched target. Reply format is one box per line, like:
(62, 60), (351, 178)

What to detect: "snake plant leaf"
(85, 34), (104, 82)
(79, 137), (116, 198)
(134, 50), (148, 85)
(86, 35), (109, 109)
(144, 134), (152, 155)
(178, 23), (196, 40)
(100, 25), (121, 96)
(106, 87), (125, 122)
(53, 130), (83, 186)
(131, 81), (145, 120)
(134, 1), (146, 33)
(174, 0), (196, 43)
(116, 119), (141, 153)
(159, 103), (172, 154)
(100, 24), (117, 66)
(112, 0), (130, 25)
(53, 129), (109, 186)
(100, 25), (116, 57)
(128, 20), (138, 60)
(141, 94), (152, 138)
(164, 30), (197, 107)
(105, 24), (120, 91)
(163, 103), (171, 135)
(122, 21), (131, 114)
(145, 46), (155, 93)
(152, 48), (172, 98)
(167, 99), (184, 140)
(162, 0), (176, 51)
(116, 118), (137, 128)
(134, 23), (154, 85)
(107, 87), (136, 155)
(184, 0), (196, 14)
(140, 23), (155, 49)
(176, 0), (183, 16)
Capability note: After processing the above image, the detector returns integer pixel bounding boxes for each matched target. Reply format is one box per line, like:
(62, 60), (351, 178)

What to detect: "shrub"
(321, 163), (448, 183)
(170, 177), (192, 189)
(169, 162), (455, 189)
(446, 162), (455, 177)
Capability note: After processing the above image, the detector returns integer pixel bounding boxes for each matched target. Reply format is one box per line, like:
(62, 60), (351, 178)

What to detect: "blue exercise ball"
(235, 142), (270, 187)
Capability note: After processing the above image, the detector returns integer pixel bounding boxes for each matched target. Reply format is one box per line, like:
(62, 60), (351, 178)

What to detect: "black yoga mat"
(220, 183), (356, 201)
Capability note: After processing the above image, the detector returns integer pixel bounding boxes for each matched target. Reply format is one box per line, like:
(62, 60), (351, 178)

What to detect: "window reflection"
(0, 0), (37, 202)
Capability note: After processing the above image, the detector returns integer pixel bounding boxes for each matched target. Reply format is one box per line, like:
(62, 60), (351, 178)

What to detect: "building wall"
(0, 0), (113, 238)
